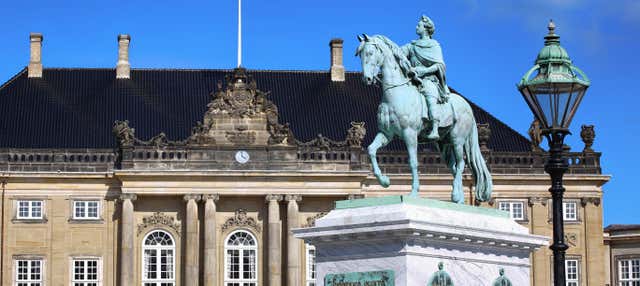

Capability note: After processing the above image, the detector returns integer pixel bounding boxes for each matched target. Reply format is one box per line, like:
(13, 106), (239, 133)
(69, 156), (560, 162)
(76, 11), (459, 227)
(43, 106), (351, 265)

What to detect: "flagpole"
(237, 0), (242, 67)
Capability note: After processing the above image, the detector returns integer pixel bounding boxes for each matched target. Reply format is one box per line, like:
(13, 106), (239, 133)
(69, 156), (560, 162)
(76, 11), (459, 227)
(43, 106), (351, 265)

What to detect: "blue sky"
(1, 0), (638, 225)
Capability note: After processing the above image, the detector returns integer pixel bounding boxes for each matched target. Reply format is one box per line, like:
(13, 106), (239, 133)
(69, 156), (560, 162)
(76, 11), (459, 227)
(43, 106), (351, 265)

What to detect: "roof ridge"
(0, 67), (27, 91)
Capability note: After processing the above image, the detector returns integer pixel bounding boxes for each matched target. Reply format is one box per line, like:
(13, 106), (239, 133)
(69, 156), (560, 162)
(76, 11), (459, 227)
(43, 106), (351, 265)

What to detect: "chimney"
(116, 34), (131, 79)
(330, 38), (345, 82)
(28, 33), (43, 78)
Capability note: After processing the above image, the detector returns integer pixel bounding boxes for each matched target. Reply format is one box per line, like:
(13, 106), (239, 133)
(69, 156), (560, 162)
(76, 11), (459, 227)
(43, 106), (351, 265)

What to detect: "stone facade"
(604, 225), (640, 286)
(0, 67), (609, 285)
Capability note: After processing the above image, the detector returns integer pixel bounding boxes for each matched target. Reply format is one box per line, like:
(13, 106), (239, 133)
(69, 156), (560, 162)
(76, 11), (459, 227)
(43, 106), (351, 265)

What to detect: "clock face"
(235, 150), (250, 164)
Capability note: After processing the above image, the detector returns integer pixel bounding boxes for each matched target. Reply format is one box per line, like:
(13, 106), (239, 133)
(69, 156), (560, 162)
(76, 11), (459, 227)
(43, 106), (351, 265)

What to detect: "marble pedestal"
(293, 196), (548, 286)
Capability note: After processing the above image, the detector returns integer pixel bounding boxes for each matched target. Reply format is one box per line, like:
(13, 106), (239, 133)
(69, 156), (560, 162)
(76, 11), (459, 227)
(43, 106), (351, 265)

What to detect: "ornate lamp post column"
(517, 20), (590, 286)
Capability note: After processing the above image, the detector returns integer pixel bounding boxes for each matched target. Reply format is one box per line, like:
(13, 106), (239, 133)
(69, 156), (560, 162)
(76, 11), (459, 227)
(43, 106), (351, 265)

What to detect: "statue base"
(293, 196), (548, 286)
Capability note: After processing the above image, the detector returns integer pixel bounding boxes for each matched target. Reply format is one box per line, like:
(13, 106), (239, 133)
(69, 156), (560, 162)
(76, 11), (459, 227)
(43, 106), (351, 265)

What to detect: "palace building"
(0, 33), (609, 285)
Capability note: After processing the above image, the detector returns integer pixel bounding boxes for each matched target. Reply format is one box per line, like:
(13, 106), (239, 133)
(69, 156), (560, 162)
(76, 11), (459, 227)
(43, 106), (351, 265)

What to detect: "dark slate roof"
(604, 224), (640, 232)
(0, 68), (530, 151)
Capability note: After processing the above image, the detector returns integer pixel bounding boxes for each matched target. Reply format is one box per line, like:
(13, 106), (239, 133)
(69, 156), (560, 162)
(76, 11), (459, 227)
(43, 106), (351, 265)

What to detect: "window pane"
(75, 201), (85, 218)
(87, 201), (99, 218)
(31, 201), (42, 218)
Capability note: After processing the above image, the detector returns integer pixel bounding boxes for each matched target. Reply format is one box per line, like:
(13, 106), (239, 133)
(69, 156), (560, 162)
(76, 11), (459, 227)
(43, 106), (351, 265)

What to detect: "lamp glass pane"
(562, 86), (586, 129)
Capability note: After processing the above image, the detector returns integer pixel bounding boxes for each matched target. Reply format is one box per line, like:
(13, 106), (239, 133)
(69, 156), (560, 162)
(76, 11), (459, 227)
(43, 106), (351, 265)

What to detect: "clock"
(235, 150), (250, 164)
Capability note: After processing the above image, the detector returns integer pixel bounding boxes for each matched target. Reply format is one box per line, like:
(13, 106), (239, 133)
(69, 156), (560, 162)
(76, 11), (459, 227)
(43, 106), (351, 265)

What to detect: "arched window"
(142, 230), (175, 286)
(224, 230), (258, 286)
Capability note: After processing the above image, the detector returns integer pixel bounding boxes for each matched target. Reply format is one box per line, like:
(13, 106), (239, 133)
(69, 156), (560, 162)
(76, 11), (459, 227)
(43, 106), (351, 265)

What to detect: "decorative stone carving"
(265, 194), (283, 202)
(528, 197), (548, 207)
(580, 124), (595, 152)
(580, 197), (601, 207)
(302, 211), (329, 227)
(295, 121), (367, 150)
(226, 130), (256, 145)
(285, 194), (302, 202)
(564, 233), (578, 247)
(113, 120), (136, 147)
(183, 194), (202, 202)
(528, 119), (542, 152)
(346, 122), (366, 148)
(221, 208), (261, 233)
(203, 194), (220, 201)
(477, 123), (491, 151)
(137, 212), (181, 235)
(112, 120), (187, 148)
(119, 193), (137, 202)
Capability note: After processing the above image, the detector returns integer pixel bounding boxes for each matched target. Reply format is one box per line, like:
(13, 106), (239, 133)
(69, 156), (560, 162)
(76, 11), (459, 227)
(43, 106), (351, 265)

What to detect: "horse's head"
(355, 34), (383, 85)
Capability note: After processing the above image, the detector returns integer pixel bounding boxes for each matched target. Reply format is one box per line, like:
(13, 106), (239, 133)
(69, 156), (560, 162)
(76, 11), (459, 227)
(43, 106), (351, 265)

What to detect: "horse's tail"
(464, 122), (493, 202)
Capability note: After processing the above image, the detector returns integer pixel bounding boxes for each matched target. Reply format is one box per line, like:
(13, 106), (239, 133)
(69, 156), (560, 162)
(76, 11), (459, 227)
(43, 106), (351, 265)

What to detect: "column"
(286, 195), (302, 286)
(582, 197), (605, 285)
(204, 194), (220, 286)
(528, 197), (551, 286)
(119, 193), (137, 286)
(184, 194), (201, 286)
(266, 194), (283, 286)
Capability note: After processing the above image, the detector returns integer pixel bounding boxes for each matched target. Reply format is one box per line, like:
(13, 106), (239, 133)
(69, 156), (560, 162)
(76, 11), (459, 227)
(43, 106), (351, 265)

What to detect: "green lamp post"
(517, 20), (590, 286)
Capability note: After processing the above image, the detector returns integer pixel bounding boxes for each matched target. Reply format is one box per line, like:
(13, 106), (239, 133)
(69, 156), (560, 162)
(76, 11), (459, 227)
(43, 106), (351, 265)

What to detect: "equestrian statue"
(356, 15), (492, 204)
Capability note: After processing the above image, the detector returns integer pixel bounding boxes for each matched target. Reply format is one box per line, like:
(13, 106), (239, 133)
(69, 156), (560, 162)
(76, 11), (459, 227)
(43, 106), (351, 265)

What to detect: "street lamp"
(517, 20), (590, 286)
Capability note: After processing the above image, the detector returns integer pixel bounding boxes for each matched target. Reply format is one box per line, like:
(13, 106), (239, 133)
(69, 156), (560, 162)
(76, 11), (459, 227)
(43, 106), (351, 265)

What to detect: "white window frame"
(565, 259), (579, 286)
(14, 258), (44, 286)
(305, 244), (317, 286)
(618, 258), (640, 285)
(563, 202), (578, 221)
(72, 200), (100, 220)
(16, 200), (44, 220)
(224, 230), (258, 286)
(142, 230), (176, 286)
(70, 257), (102, 286)
(498, 201), (525, 221)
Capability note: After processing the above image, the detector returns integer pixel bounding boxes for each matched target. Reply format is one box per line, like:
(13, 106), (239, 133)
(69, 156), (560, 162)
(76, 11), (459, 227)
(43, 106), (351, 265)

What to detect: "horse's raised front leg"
(402, 128), (420, 197)
(451, 143), (466, 204)
(368, 132), (392, 188)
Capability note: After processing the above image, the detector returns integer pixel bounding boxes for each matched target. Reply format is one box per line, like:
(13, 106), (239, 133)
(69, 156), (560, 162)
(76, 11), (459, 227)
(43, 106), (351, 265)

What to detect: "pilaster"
(203, 194), (220, 286)
(266, 194), (283, 286)
(184, 194), (201, 286)
(528, 196), (550, 286)
(286, 194), (302, 286)
(119, 193), (137, 286)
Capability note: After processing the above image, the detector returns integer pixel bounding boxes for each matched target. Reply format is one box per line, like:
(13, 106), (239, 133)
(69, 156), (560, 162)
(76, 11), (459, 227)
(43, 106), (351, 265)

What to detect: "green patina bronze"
(427, 262), (454, 286)
(492, 268), (513, 286)
(335, 195), (509, 219)
(325, 270), (395, 286)
(517, 20), (590, 131)
(356, 16), (492, 203)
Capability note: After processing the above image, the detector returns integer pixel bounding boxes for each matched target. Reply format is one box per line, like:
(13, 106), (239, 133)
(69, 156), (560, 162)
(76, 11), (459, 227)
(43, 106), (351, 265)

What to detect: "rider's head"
(417, 15), (435, 37)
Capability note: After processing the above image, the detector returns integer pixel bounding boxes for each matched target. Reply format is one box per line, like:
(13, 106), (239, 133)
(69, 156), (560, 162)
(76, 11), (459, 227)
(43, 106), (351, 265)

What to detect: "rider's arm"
(414, 65), (438, 78)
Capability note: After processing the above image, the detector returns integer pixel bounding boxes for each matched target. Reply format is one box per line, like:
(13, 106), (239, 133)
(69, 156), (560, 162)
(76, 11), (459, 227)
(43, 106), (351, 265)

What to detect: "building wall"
(0, 172), (607, 286)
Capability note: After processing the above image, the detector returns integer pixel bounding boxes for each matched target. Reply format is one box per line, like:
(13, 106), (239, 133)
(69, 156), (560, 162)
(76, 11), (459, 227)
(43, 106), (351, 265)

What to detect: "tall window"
(619, 258), (640, 286)
(565, 259), (579, 286)
(72, 258), (100, 286)
(306, 244), (317, 286)
(15, 259), (43, 286)
(73, 201), (100, 220)
(563, 202), (578, 221)
(142, 230), (175, 286)
(498, 201), (525, 220)
(224, 230), (258, 286)
(17, 200), (43, 219)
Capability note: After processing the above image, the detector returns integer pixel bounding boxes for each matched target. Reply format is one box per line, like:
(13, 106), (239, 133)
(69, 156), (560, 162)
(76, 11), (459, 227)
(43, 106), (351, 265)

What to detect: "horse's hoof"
(378, 176), (391, 188)
(409, 191), (419, 197)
